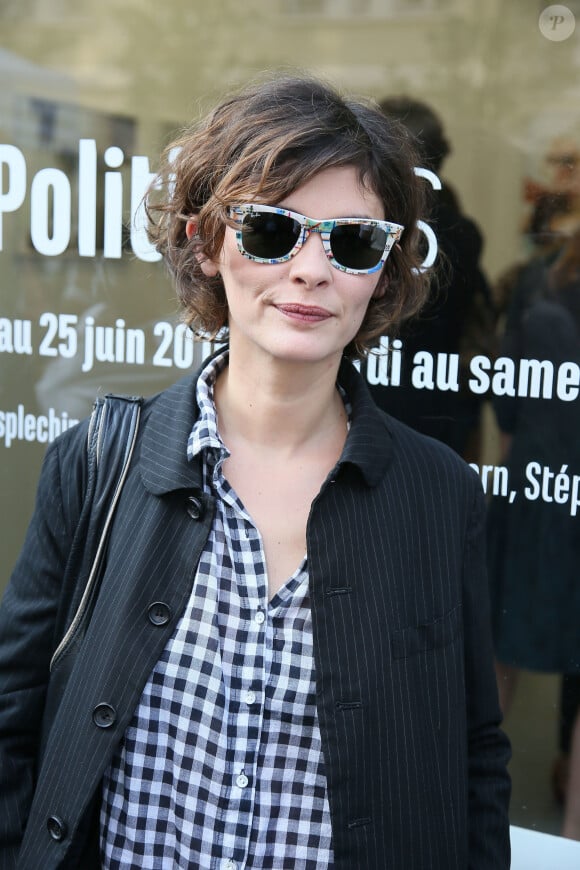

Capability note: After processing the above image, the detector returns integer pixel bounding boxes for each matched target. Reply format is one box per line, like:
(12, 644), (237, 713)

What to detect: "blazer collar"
(336, 356), (393, 488)
(140, 353), (393, 495)
(139, 368), (204, 495)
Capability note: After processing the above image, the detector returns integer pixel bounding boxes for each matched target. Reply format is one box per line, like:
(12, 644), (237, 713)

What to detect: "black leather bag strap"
(49, 394), (142, 673)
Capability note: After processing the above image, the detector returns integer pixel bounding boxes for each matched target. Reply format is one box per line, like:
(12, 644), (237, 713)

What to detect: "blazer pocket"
(391, 604), (462, 660)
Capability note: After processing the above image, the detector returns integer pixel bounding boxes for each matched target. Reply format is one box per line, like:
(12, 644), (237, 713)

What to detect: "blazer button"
(92, 703), (116, 728)
(47, 815), (67, 841)
(148, 601), (171, 626)
(186, 494), (204, 520)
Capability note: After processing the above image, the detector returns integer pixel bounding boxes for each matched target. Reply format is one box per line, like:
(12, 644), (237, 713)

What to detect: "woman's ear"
(185, 218), (197, 241)
(186, 218), (220, 277)
(372, 278), (387, 300)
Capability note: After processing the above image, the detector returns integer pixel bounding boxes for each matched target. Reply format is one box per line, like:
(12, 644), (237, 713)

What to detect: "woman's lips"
(275, 303), (332, 322)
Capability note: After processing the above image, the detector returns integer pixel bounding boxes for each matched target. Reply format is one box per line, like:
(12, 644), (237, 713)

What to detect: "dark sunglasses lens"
(241, 213), (301, 259)
(330, 224), (388, 270)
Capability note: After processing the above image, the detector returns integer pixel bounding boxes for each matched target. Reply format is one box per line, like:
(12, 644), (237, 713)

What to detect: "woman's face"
(196, 165), (386, 370)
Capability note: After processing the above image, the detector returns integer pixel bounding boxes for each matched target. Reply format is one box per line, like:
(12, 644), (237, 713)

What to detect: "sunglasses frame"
(228, 204), (404, 275)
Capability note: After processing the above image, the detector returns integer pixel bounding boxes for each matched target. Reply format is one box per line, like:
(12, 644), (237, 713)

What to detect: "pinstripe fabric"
(0, 356), (511, 870)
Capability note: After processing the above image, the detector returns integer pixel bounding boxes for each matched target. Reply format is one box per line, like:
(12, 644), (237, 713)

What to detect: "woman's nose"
(288, 231), (333, 287)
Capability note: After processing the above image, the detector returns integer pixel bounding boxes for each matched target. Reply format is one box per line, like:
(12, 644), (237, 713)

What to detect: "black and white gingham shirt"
(100, 350), (334, 869)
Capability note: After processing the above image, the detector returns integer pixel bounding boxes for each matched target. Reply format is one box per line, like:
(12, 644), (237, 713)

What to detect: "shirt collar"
(186, 351), (393, 488)
(187, 348), (229, 463)
(140, 350), (393, 496)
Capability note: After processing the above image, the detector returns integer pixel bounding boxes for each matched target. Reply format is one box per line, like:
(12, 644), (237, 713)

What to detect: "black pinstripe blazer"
(0, 357), (511, 870)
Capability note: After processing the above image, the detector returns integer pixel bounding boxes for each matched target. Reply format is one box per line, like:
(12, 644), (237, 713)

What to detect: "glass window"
(2, 0), (580, 850)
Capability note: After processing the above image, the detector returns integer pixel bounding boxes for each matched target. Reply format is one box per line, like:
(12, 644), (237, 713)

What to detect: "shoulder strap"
(49, 394), (142, 672)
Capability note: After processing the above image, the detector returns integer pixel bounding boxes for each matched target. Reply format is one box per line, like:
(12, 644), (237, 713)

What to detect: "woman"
(0, 75), (510, 869)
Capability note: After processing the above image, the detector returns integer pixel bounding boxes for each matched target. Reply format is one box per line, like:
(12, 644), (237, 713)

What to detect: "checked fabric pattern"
(100, 350), (333, 869)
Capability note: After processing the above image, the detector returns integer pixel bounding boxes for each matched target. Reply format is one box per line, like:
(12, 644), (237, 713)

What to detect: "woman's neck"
(213, 347), (347, 455)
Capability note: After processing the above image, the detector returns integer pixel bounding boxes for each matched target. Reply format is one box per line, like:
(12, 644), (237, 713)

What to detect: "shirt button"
(255, 609), (265, 625)
(236, 773), (249, 788)
(244, 690), (256, 705)
(223, 861), (237, 870)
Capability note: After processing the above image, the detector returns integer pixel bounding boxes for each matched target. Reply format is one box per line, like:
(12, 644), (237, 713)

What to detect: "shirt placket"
(213, 475), (269, 870)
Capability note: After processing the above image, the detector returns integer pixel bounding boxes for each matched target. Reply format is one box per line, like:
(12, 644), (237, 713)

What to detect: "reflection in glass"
(489, 140), (580, 839)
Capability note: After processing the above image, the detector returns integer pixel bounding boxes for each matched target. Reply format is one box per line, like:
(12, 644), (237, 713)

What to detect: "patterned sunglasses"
(229, 204), (403, 275)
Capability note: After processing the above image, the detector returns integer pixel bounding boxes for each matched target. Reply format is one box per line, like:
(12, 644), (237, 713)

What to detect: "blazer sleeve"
(462, 478), (512, 869)
(0, 426), (87, 869)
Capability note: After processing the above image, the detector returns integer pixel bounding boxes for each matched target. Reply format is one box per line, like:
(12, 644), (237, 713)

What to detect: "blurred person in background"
(490, 203), (580, 840)
(364, 96), (496, 462)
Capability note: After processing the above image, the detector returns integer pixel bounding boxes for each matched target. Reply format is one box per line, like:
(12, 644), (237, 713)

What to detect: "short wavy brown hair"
(147, 74), (430, 358)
